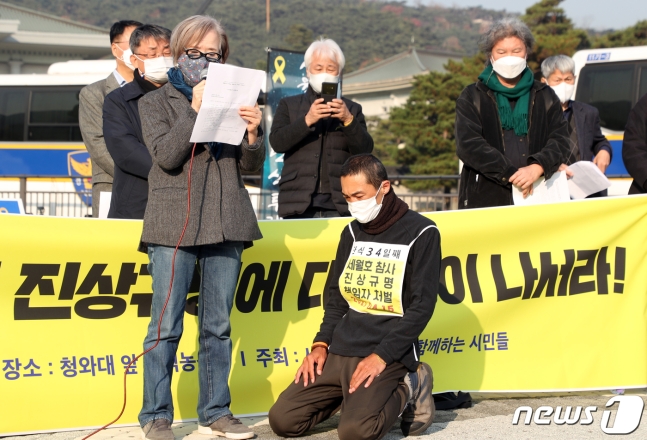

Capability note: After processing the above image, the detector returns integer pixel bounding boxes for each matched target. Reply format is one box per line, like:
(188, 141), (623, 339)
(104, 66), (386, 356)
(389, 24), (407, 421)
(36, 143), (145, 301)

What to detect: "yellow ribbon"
(272, 56), (286, 84)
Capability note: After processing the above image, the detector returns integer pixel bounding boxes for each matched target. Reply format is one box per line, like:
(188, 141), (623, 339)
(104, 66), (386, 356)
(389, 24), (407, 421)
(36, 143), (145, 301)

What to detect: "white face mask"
(141, 56), (174, 84)
(348, 183), (384, 224)
(308, 72), (339, 94)
(491, 56), (527, 79)
(116, 46), (135, 71)
(550, 82), (575, 104)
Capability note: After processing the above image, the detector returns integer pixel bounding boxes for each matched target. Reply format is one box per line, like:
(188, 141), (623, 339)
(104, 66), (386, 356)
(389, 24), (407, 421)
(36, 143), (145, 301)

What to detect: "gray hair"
(170, 15), (224, 63)
(541, 55), (576, 79)
(304, 38), (346, 72)
(129, 24), (172, 52)
(480, 18), (535, 62)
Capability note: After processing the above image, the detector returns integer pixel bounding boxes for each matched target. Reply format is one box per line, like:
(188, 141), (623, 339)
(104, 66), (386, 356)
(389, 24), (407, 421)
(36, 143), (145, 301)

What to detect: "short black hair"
(340, 154), (388, 189)
(129, 24), (172, 52)
(110, 20), (144, 43)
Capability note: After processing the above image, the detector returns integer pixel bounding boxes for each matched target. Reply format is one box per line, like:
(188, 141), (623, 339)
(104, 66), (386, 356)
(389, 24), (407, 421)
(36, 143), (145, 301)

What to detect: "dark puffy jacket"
(455, 80), (570, 209)
(623, 93), (647, 194)
(270, 87), (373, 217)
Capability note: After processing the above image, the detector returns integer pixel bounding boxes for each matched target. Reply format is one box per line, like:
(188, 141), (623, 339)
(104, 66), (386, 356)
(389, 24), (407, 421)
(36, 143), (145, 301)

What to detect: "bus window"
(0, 89), (28, 141)
(577, 63), (635, 131)
(28, 89), (82, 141)
(640, 65), (647, 100)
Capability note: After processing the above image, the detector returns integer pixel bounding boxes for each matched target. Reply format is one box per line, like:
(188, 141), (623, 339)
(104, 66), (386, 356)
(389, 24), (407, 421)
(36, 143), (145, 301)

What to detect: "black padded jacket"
(270, 86), (373, 217)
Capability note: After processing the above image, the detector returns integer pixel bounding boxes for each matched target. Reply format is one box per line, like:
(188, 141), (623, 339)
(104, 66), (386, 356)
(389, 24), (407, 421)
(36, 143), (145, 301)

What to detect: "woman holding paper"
(136, 15), (262, 440)
(454, 18), (570, 208)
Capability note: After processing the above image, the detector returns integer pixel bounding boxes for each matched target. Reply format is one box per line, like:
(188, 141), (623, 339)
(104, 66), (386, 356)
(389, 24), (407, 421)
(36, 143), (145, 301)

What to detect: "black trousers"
(268, 353), (409, 440)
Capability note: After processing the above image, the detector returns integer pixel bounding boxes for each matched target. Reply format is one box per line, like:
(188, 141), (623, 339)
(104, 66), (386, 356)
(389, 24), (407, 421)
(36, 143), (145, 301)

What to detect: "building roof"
(343, 47), (463, 95)
(0, 2), (110, 59)
(0, 2), (106, 34)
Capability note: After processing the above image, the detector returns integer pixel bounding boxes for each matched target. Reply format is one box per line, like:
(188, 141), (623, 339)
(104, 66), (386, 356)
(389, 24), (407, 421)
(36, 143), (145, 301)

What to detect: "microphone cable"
(82, 142), (198, 439)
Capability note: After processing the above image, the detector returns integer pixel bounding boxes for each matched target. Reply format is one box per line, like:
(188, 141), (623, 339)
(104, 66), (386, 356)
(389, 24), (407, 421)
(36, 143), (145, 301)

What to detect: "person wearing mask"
(103, 24), (172, 219)
(270, 38), (374, 219)
(540, 55), (612, 197)
(455, 18), (570, 209)
(269, 154), (440, 440)
(79, 20), (142, 217)
(136, 15), (263, 440)
(623, 93), (647, 194)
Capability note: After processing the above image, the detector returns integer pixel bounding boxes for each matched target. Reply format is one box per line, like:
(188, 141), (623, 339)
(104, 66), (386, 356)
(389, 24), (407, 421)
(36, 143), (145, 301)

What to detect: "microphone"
(200, 68), (208, 82)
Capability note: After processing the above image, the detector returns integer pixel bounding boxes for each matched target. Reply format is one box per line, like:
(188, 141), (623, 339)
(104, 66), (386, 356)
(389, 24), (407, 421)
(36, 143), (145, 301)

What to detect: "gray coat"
(79, 73), (119, 185)
(138, 82), (264, 247)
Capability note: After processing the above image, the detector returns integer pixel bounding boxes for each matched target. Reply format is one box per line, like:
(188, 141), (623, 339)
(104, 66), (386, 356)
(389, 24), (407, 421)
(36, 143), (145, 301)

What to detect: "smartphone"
(321, 82), (339, 104)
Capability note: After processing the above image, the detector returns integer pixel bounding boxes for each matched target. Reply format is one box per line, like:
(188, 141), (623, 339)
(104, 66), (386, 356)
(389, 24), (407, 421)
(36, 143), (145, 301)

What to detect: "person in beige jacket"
(79, 20), (141, 217)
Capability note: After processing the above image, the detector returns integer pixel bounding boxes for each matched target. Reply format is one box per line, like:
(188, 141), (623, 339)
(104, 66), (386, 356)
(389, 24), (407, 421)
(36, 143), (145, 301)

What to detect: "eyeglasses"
(184, 48), (222, 63)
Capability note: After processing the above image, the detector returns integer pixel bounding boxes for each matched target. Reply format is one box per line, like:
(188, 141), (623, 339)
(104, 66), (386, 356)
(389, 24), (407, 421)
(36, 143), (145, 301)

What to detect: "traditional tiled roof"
(343, 47), (463, 94)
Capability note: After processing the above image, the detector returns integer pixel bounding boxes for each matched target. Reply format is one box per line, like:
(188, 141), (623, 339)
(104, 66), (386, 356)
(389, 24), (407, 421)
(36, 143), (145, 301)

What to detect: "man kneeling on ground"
(269, 154), (441, 439)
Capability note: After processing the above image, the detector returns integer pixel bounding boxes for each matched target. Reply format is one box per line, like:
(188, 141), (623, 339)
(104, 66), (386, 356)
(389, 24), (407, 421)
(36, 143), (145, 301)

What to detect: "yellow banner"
(2, 195), (647, 434)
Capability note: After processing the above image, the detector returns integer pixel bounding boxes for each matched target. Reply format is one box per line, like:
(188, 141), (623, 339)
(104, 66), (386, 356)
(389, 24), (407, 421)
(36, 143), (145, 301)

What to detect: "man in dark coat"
(103, 24), (172, 219)
(623, 93), (647, 194)
(80, 20), (141, 217)
(270, 38), (373, 219)
(541, 55), (613, 197)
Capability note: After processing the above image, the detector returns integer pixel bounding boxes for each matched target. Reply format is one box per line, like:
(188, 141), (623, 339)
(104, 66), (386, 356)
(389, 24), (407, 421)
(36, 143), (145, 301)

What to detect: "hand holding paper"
(513, 171), (570, 206)
(512, 161), (612, 205)
(190, 63), (265, 145)
(566, 161), (611, 199)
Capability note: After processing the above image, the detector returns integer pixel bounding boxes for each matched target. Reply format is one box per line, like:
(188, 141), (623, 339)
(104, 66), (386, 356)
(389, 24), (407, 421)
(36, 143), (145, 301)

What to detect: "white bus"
(572, 45), (647, 194)
(0, 60), (261, 216)
(0, 60), (114, 215)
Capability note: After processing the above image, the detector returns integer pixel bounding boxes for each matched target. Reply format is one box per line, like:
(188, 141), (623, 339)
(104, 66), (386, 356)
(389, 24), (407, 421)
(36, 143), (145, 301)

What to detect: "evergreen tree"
(284, 24), (314, 52)
(521, 0), (590, 72)
(372, 54), (485, 191)
(594, 20), (647, 48)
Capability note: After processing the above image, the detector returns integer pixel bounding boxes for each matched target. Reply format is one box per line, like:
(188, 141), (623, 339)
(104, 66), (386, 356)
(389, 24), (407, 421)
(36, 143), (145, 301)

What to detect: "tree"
(3, 0), (504, 71)
(521, 0), (590, 72)
(594, 20), (647, 48)
(372, 54), (485, 191)
(284, 24), (314, 52)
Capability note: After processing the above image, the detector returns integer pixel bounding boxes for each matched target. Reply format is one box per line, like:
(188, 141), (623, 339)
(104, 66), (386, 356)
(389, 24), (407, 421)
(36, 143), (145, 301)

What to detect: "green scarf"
(477, 64), (534, 136)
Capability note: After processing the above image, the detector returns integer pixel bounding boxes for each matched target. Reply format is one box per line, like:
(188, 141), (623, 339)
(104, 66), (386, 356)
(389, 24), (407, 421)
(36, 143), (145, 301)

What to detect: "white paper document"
(513, 171), (570, 206)
(566, 161), (611, 199)
(190, 63), (265, 144)
(98, 191), (111, 219)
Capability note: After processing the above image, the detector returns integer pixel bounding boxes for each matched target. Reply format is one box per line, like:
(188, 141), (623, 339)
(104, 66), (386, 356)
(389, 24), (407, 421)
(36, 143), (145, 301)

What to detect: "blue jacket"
(103, 73), (153, 219)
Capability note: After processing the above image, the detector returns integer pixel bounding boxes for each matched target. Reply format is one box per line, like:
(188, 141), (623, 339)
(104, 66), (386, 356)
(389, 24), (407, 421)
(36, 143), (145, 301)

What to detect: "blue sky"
(406, 0), (646, 30)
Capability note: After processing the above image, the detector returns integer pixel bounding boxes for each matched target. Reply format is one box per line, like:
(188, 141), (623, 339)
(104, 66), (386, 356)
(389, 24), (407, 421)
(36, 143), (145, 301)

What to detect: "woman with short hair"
(455, 18), (570, 209)
(137, 15), (262, 440)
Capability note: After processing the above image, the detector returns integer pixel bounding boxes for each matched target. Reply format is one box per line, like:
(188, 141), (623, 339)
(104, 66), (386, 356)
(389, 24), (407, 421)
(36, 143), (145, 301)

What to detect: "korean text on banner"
(1, 195), (647, 435)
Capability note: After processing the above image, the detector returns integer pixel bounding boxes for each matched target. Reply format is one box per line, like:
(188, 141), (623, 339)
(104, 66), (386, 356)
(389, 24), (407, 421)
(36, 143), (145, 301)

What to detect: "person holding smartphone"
(270, 38), (374, 219)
